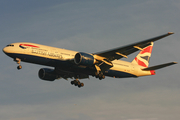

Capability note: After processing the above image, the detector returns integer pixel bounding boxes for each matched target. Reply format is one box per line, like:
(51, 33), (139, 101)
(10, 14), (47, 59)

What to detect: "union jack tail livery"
(132, 42), (154, 68)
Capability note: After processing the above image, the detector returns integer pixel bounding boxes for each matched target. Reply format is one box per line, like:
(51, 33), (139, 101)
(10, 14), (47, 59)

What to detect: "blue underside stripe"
(105, 70), (137, 78)
(6, 53), (137, 78)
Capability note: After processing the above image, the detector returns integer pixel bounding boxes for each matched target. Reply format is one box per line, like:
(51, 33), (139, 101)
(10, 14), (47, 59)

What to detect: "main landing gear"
(14, 58), (22, 70)
(94, 65), (105, 80)
(95, 71), (105, 80)
(71, 79), (84, 88)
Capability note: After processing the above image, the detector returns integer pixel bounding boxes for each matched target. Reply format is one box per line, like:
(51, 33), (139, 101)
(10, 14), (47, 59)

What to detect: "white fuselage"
(3, 42), (154, 79)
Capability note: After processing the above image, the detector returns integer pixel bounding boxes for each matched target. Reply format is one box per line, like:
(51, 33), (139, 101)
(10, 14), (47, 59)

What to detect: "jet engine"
(74, 52), (96, 66)
(38, 68), (57, 81)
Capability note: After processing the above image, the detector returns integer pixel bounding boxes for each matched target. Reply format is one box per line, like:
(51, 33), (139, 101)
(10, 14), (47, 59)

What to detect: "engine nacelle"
(74, 52), (96, 66)
(38, 68), (57, 81)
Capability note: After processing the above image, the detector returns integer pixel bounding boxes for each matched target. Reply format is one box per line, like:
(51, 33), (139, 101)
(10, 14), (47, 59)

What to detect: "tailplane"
(132, 42), (154, 67)
(142, 62), (177, 71)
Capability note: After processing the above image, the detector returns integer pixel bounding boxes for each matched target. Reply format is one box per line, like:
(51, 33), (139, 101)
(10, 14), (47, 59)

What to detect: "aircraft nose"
(2, 47), (7, 53)
(2, 47), (11, 54)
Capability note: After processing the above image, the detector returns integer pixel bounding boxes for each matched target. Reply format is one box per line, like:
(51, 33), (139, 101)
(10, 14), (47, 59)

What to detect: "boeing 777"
(3, 32), (177, 88)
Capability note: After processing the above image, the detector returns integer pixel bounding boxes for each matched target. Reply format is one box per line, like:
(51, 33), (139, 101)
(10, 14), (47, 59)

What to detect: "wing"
(94, 32), (174, 61)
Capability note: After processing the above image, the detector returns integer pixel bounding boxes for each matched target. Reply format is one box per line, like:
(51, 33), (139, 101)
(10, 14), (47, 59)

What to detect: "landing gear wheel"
(95, 71), (105, 80)
(74, 81), (78, 86)
(80, 83), (84, 87)
(17, 65), (22, 70)
(99, 75), (105, 80)
(71, 80), (84, 88)
(71, 81), (75, 85)
(78, 83), (84, 88)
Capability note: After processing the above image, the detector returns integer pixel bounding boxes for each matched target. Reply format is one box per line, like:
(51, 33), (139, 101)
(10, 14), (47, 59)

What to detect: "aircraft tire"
(78, 83), (84, 88)
(17, 65), (22, 70)
(80, 83), (84, 87)
(71, 81), (74, 85)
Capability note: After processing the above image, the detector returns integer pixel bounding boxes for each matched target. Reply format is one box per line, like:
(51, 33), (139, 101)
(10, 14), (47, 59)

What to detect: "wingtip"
(168, 32), (174, 35)
(172, 62), (178, 64)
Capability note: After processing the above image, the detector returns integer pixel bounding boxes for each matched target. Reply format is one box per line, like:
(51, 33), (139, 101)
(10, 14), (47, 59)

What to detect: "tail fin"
(131, 42), (154, 67)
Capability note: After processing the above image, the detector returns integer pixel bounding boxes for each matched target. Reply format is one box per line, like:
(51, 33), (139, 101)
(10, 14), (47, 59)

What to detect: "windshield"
(6, 44), (14, 47)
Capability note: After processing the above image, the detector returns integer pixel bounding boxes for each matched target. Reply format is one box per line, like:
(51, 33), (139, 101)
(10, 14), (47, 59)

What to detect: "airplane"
(3, 32), (177, 88)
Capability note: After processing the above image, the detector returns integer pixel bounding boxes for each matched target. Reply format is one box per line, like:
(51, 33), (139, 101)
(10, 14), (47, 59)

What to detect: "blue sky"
(0, 0), (180, 120)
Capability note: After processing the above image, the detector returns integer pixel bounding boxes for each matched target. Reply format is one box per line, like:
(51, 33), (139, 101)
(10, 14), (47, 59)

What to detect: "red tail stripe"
(135, 57), (148, 67)
(140, 46), (153, 54)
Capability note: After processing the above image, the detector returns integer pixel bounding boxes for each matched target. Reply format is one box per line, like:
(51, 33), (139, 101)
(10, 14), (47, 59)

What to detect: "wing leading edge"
(94, 32), (174, 61)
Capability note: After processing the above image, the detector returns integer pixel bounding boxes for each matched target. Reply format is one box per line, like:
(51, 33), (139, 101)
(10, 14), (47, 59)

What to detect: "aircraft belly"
(56, 64), (95, 75)
(6, 53), (94, 75)
(105, 70), (137, 78)
(105, 62), (137, 78)
(5, 53), (65, 67)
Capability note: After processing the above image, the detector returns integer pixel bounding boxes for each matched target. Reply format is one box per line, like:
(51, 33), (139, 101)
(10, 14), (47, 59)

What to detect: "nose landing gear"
(14, 58), (22, 70)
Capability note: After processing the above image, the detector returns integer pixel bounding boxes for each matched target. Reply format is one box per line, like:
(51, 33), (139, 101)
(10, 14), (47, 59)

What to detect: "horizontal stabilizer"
(142, 62), (177, 71)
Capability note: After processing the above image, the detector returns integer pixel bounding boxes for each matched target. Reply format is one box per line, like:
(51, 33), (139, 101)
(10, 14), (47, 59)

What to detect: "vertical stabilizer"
(132, 42), (154, 67)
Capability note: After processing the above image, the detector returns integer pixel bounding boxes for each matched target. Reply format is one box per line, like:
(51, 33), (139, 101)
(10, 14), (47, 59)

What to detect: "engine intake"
(38, 68), (57, 81)
(74, 52), (95, 66)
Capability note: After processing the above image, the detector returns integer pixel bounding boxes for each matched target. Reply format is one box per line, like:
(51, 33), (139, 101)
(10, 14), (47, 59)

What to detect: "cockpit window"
(6, 44), (14, 47)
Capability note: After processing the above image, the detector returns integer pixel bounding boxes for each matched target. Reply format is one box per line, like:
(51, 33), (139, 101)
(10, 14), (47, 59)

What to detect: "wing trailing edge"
(94, 32), (174, 61)
(142, 62), (177, 71)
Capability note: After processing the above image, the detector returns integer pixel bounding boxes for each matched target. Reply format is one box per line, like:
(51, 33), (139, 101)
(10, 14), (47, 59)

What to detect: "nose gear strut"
(14, 58), (22, 70)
